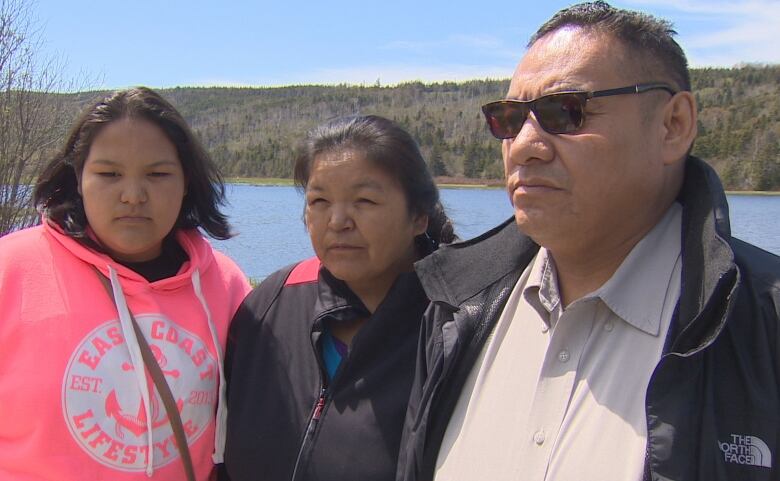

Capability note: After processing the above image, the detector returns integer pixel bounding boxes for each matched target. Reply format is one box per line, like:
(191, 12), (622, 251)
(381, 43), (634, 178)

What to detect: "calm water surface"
(214, 185), (780, 280)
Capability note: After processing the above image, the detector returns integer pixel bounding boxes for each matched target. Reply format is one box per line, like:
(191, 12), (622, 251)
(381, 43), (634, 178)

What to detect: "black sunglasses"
(481, 82), (677, 138)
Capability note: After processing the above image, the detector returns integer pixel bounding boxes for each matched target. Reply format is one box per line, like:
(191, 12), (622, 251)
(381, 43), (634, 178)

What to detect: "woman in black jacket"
(220, 115), (454, 481)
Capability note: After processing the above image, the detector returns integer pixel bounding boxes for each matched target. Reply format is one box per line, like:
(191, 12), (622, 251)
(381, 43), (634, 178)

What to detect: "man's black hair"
(530, 1), (691, 91)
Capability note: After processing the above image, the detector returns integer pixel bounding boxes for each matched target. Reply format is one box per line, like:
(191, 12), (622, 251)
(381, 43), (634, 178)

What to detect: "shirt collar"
(595, 202), (682, 336)
(523, 248), (560, 327)
(523, 202), (682, 336)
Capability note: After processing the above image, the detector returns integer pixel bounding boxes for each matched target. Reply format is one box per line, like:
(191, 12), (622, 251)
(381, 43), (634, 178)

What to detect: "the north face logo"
(719, 434), (772, 468)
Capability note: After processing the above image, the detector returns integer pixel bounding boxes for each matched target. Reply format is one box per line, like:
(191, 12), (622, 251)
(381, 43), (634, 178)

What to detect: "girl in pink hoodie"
(0, 87), (251, 481)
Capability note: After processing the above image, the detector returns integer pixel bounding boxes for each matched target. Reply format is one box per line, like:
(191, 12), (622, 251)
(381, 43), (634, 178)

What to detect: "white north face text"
(719, 434), (772, 468)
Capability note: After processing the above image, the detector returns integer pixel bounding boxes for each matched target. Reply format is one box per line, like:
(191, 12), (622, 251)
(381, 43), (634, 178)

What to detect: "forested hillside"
(161, 80), (506, 181)
(76, 65), (780, 190)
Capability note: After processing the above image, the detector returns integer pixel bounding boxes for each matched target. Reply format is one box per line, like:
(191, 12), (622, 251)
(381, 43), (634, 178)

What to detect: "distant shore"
(226, 176), (506, 189)
(226, 177), (779, 194)
(725, 190), (780, 196)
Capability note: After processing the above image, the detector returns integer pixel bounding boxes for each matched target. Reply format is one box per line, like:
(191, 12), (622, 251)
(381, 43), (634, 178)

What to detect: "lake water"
(213, 185), (780, 280)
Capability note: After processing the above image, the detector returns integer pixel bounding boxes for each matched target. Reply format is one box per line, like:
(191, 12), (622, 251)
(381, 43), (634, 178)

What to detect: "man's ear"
(661, 91), (697, 166)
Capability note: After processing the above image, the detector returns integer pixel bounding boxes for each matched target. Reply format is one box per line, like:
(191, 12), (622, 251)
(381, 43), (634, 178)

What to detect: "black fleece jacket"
(222, 258), (428, 481)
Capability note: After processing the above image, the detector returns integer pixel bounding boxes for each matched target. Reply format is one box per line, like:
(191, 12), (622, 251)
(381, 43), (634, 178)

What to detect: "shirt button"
(533, 430), (546, 445)
(541, 324), (549, 333)
(604, 321), (614, 332)
(558, 349), (570, 363)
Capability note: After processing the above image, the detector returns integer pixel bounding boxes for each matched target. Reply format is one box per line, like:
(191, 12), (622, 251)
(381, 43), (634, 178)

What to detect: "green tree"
(430, 142), (448, 176)
(463, 142), (481, 178)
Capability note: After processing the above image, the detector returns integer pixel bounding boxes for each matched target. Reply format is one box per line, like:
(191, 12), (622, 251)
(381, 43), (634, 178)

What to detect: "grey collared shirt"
(434, 203), (683, 481)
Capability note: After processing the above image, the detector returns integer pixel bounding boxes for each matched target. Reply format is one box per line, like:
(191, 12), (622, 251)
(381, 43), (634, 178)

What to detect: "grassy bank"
(725, 190), (780, 196)
(226, 177), (295, 186)
(227, 176), (504, 189)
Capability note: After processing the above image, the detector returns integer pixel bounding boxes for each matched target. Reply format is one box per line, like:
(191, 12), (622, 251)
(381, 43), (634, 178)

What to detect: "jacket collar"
(414, 217), (539, 307)
(669, 156), (738, 354)
(313, 268), (427, 324)
(313, 268), (369, 324)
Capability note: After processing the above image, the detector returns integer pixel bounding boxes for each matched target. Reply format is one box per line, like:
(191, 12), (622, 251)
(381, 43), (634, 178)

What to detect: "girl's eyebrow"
(86, 158), (178, 167)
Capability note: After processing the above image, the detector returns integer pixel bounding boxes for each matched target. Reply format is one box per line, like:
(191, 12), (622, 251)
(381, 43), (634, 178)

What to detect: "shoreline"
(725, 190), (780, 196)
(225, 176), (506, 189)
(225, 177), (780, 194)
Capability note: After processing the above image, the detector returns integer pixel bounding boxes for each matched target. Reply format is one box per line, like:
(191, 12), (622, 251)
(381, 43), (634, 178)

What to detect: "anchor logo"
(105, 345), (184, 438)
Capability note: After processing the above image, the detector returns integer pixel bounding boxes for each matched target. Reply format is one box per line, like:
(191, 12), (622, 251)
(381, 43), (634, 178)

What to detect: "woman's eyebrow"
(307, 180), (385, 193)
(353, 180), (384, 191)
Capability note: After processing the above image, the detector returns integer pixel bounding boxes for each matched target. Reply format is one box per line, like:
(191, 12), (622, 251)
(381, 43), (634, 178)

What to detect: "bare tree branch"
(0, 0), (78, 235)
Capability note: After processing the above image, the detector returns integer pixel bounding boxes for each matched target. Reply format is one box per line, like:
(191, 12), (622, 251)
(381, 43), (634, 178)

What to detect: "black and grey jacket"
(398, 156), (780, 481)
(221, 257), (429, 481)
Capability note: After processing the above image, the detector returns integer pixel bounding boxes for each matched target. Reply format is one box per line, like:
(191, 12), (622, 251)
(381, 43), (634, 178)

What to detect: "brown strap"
(93, 267), (197, 481)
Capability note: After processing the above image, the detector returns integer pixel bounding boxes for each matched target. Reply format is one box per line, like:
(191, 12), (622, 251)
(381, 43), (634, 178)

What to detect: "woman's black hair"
(293, 115), (455, 248)
(33, 86), (233, 242)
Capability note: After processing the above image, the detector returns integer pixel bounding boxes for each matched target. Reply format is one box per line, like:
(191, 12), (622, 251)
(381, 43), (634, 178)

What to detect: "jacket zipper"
(291, 306), (360, 480)
(290, 320), (331, 481)
(312, 388), (327, 421)
(290, 385), (327, 481)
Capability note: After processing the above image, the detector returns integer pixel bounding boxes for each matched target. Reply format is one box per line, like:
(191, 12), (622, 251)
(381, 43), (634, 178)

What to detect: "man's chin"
(512, 211), (565, 246)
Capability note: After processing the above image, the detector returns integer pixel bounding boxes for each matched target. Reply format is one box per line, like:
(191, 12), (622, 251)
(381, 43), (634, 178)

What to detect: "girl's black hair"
(34, 86), (233, 243)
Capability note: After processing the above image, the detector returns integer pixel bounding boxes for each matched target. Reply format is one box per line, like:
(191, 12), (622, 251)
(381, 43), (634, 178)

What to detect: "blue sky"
(34, 0), (780, 90)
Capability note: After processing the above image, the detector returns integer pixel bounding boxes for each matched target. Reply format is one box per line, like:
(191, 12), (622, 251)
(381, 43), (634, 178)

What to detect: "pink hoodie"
(0, 221), (251, 480)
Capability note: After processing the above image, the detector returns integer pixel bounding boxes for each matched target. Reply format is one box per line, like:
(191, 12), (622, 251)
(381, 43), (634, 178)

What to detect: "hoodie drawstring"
(108, 265), (226, 474)
(191, 269), (228, 464)
(109, 266), (156, 477)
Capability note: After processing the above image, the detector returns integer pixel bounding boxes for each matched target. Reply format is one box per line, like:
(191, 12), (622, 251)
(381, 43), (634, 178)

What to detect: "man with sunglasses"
(398, 2), (780, 481)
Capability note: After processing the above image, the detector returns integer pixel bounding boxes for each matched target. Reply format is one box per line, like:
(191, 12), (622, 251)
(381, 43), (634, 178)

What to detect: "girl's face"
(80, 118), (186, 262)
(305, 149), (428, 299)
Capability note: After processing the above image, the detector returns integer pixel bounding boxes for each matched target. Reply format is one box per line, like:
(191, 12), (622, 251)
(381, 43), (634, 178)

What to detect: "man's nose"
(503, 113), (555, 169)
